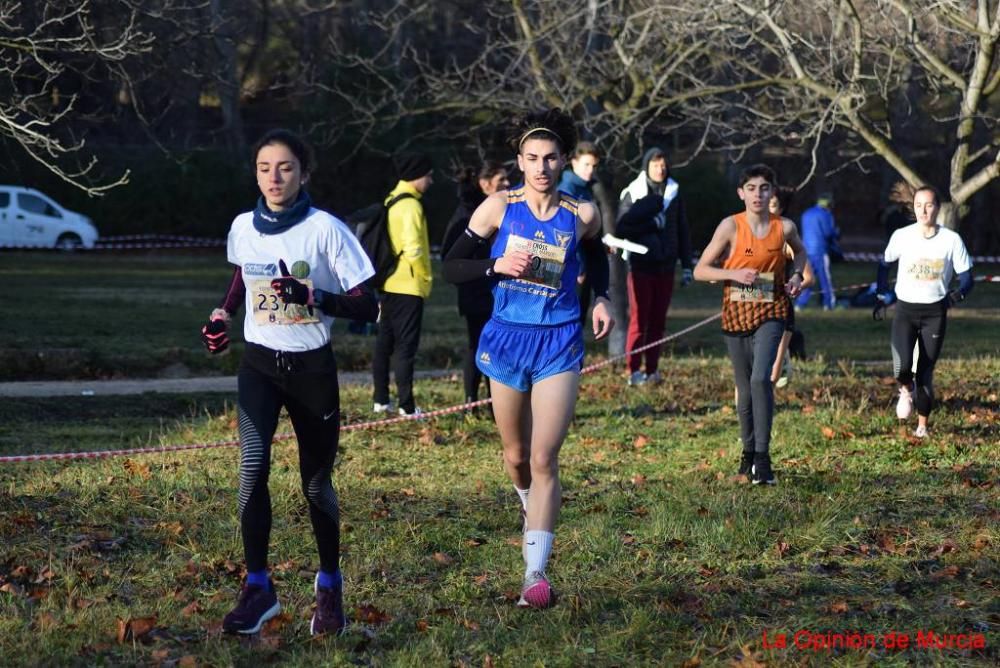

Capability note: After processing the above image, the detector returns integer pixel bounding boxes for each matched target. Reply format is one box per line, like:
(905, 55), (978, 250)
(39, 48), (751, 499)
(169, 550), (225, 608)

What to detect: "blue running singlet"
(489, 186), (582, 326)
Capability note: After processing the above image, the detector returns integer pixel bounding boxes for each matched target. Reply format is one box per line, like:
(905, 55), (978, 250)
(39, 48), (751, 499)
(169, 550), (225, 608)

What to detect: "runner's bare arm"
(694, 217), (754, 283)
(782, 218), (807, 297)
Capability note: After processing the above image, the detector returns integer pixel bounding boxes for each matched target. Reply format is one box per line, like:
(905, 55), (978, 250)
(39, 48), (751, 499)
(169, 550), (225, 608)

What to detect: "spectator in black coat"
(441, 160), (510, 404)
(615, 147), (693, 386)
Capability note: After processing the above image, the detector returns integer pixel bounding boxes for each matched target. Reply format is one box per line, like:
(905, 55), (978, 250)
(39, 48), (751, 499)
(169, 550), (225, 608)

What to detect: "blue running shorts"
(475, 319), (584, 392)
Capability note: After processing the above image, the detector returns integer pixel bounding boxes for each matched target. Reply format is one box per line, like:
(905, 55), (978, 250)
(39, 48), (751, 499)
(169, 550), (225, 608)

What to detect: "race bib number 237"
(250, 279), (320, 325)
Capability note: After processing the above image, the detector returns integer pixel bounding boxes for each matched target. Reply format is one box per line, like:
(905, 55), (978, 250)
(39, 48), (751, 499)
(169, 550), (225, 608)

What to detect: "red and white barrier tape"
(0, 314), (725, 463)
(3, 273), (997, 464)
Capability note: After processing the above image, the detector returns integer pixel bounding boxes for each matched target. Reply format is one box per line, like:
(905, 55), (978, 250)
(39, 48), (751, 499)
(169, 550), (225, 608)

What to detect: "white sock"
(523, 530), (554, 576)
(514, 486), (530, 511)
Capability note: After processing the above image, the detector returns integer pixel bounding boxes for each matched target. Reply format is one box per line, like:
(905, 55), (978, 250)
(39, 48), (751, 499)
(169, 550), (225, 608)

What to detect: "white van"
(0, 186), (99, 249)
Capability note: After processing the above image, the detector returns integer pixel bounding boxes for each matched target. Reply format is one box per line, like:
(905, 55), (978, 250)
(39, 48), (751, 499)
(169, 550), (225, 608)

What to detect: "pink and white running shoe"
(517, 571), (555, 609)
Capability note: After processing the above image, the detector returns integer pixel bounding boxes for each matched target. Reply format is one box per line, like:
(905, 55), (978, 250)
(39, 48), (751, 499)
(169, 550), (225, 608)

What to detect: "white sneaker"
(373, 402), (393, 413)
(398, 406), (423, 417)
(627, 371), (647, 387)
(913, 425), (928, 438)
(895, 386), (913, 420)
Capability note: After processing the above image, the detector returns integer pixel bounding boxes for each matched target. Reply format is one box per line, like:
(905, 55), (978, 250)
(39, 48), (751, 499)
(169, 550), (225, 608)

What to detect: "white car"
(0, 185), (99, 249)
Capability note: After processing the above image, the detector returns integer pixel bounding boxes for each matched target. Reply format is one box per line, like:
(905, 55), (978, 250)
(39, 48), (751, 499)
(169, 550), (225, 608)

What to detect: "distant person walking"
(441, 160), (510, 406)
(615, 147), (693, 386)
(558, 141), (603, 325)
(201, 129), (377, 636)
(768, 186), (814, 387)
(694, 164), (807, 485)
(794, 192), (840, 311)
(876, 186), (973, 438)
(372, 152), (434, 416)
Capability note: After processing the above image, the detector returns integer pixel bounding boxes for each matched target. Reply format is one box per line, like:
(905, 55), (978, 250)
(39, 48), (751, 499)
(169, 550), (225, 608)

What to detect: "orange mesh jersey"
(720, 212), (790, 333)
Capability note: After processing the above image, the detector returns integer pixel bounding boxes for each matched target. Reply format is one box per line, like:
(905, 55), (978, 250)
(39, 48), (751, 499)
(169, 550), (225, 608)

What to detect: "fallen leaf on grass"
(633, 434), (650, 449)
(35, 612), (58, 632)
(931, 539), (957, 556)
(775, 541), (791, 558)
(973, 534), (991, 550)
(432, 552), (455, 566)
(461, 618), (480, 631)
(828, 600), (849, 614)
(181, 601), (201, 617)
(931, 565), (960, 580)
(178, 656), (198, 668)
(354, 604), (392, 626)
(631, 473), (647, 486)
(953, 598), (972, 609)
(263, 612), (292, 632)
(682, 658), (701, 668)
(463, 538), (485, 548)
(116, 615), (157, 643)
(123, 458), (151, 480)
(1, 582), (24, 596)
(483, 655), (495, 668)
(472, 574), (489, 586)
(415, 619), (429, 632)
(731, 644), (765, 667)
(821, 426), (836, 439)
(698, 565), (717, 578)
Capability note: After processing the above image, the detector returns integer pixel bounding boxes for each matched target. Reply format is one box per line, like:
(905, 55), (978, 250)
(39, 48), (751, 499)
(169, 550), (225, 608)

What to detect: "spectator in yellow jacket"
(373, 152), (434, 416)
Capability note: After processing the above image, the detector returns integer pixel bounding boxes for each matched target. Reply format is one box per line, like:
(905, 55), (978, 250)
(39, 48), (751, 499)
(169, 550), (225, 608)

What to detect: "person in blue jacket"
(794, 193), (840, 310)
(558, 141), (602, 324)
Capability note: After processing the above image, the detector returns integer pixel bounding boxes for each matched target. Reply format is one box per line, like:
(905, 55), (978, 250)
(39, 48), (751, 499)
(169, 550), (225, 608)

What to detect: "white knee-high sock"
(523, 530), (554, 576)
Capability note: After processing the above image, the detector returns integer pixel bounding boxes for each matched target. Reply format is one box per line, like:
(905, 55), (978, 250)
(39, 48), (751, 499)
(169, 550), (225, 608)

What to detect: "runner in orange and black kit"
(694, 165), (807, 485)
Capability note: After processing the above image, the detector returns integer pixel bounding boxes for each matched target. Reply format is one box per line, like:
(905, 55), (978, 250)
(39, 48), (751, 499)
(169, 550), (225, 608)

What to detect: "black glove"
(201, 318), (229, 354)
(270, 259), (310, 305)
(947, 289), (964, 308)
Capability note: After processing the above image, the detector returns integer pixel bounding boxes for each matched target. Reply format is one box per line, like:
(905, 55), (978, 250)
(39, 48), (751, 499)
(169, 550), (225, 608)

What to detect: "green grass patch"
(0, 359), (997, 665)
(3, 251), (998, 380)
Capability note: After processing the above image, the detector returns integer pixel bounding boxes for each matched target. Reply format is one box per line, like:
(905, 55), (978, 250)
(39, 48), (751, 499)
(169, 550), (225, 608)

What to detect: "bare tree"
(321, 0), (1000, 233)
(0, 0), (159, 195)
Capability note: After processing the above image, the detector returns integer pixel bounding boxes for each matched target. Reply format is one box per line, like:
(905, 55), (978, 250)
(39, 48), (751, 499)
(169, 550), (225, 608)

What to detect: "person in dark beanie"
(372, 151), (434, 416)
(615, 147), (693, 386)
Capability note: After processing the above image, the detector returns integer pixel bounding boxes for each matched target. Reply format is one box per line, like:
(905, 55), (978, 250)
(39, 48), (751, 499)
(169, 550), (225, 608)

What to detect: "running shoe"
(222, 583), (280, 635)
(398, 406), (423, 417)
(311, 574), (347, 636)
(628, 371), (647, 387)
(373, 402), (393, 413)
(646, 371), (662, 385)
(913, 425), (928, 439)
(738, 451), (754, 477)
(751, 454), (777, 486)
(895, 386), (914, 420)
(517, 571), (555, 609)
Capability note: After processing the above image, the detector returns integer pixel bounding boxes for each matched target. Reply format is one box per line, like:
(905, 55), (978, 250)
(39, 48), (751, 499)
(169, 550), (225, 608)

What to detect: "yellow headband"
(518, 127), (557, 149)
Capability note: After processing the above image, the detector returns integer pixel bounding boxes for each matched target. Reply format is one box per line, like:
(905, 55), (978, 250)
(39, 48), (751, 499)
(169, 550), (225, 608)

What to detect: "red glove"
(201, 317), (229, 354)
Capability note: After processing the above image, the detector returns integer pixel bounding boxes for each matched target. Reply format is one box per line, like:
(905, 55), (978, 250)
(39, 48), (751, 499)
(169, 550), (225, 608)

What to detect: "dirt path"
(0, 369), (455, 397)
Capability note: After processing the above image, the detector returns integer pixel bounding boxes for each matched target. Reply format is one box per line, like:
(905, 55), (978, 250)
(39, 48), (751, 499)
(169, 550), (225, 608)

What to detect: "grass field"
(0, 251), (998, 666)
(1, 250), (997, 381)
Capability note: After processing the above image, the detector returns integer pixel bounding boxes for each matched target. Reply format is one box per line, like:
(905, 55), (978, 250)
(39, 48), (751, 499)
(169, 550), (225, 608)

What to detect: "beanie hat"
(394, 152), (433, 181)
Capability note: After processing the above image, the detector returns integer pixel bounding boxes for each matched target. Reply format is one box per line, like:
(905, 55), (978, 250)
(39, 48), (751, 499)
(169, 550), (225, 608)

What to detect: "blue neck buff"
(252, 191), (312, 234)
